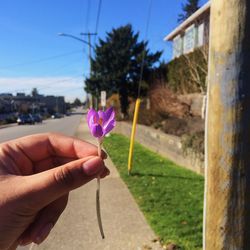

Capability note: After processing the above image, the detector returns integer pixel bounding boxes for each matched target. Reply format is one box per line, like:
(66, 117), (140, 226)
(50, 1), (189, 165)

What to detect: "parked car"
(51, 113), (64, 119)
(32, 114), (43, 123)
(17, 114), (35, 125)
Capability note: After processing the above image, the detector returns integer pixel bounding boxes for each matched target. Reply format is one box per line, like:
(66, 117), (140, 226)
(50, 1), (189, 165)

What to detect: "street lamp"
(58, 33), (94, 49)
(58, 32), (95, 108)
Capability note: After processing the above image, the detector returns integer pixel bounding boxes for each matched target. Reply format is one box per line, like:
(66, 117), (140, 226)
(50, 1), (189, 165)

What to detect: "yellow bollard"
(128, 98), (141, 175)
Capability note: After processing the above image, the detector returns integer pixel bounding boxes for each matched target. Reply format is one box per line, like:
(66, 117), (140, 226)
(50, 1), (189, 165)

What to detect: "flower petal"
(98, 110), (105, 123)
(103, 107), (115, 127)
(87, 109), (99, 128)
(90, 124), (103, 137)
(105, 107), (114, 120)
(103, 119), (116, 135)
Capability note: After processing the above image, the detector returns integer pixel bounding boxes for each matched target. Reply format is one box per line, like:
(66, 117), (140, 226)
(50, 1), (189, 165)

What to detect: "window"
(183, 24), (195, 53)
(197, 23), (204, 47)
(173, 35), (183, 58)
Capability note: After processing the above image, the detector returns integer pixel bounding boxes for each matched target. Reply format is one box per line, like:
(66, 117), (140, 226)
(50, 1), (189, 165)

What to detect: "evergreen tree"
(178, 0), (200, 22)
(85, 24), (162, 116)
(73, 98), (82, 107)
(31, 88), (38, 97)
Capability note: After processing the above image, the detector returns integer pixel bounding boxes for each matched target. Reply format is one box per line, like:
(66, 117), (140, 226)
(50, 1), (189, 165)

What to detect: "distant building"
(0, 92), (66, 115)
(164, 1), (210, 59)
(16, 92), (26, 97)
(0, 93), (13, 113)
(41, 96), (65, 114)
(13, 94), (36, 113)
(0, 93), (13, 97)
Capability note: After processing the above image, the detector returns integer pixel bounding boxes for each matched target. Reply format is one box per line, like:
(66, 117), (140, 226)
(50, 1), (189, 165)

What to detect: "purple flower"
(87, 107), (116, 138)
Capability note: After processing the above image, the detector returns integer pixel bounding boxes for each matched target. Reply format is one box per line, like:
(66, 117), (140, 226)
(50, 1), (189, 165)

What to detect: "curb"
(0, 123), (16, 129)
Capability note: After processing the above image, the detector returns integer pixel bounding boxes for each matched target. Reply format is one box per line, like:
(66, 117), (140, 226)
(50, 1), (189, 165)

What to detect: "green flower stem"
(96, 139), (105, 239)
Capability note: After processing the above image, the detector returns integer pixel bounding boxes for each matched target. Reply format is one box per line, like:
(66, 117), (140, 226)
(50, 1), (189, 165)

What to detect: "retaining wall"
(114, 122), (204, 175)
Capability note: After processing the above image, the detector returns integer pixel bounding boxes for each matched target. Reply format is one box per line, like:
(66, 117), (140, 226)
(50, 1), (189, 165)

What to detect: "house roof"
(164, 1), (211, 41)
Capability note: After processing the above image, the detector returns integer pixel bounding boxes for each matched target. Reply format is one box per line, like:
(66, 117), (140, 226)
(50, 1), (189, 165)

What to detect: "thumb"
(22, 156), (105, 209)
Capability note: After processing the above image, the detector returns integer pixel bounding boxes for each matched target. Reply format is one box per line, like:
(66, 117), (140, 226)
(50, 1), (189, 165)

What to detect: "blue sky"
(0, 0), (208, 102)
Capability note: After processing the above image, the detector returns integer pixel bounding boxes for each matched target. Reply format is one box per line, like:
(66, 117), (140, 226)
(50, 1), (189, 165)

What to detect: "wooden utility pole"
(204, 0), (250, 249)
(81, 32), (98, 109)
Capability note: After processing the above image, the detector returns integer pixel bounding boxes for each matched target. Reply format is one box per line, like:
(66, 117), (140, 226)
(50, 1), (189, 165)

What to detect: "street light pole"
(58, 32), (95, 108)
(81, 32), (98, 109)
(58, 33), (94, 48)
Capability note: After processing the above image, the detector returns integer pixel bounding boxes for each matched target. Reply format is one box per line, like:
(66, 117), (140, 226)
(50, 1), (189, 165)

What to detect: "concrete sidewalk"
(19, 116), (162, 250)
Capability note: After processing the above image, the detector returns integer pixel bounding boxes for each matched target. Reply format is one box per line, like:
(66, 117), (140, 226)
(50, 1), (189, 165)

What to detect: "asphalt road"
(0, 112), (83, 144)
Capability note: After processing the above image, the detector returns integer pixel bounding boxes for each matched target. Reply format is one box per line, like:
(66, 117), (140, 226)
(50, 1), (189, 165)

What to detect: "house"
(164, 1), (210, 59)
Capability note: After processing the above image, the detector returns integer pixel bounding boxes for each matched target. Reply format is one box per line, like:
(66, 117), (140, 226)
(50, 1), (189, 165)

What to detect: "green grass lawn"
(104, 133), (204, 250)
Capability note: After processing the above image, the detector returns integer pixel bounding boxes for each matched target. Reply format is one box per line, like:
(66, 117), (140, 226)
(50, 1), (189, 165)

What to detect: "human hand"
(0, 133), (109, 250)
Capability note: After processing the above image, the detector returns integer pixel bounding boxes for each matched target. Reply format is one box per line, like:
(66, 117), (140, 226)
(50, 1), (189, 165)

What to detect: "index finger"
(7, 133), (106, 162)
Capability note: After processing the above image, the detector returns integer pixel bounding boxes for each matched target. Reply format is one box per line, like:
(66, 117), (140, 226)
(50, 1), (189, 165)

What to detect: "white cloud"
(0, 76), (86, 102)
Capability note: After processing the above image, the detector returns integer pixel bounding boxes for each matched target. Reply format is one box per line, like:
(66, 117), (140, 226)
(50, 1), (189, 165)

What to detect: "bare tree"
(183, 45), (208, 94)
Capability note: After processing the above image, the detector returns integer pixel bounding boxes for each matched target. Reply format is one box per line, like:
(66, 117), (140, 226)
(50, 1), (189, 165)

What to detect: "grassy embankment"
(104, 133), (204, 250)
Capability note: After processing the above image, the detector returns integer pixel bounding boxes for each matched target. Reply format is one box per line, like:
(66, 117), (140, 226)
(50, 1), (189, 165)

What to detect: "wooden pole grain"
(204, 1), (250, 249)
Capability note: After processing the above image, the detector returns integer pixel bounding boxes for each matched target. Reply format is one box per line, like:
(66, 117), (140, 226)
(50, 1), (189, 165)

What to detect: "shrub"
(128, 99), (162, 126)
(167, 47), (208, 94)
(162, 117), (189, 136)
(138, 109), (161, 127)
(149, 84), (190, 118)
(0, 120), (7, 126)
(5, 116), (16, 124)
(106, 94), (123, 120)
(181, 131), (205, 161)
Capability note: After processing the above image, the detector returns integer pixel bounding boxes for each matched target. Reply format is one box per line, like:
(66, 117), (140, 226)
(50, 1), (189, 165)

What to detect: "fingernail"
(19, 239), (32, 246)
(100, 168), (110, 178)
(101, 150), (108, 159)
(35, 223), (53, 244)
(82, 157), (103, 176)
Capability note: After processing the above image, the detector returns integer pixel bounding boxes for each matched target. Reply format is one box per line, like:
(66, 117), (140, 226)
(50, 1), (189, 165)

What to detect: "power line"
(137, 0), (153, 98)
(94, 0), (102, 45)
(49, 86), (83, 94)
(9, 74), (84, 93)
(4, 52), (87, 77)
(46, 60), (86, 76)
(35, 74), (84, 91)
(36, 77), (85, 96)
(85, 0), (91, 32)
(0, 49), (82, 70)
(0, 60), (86, 87)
